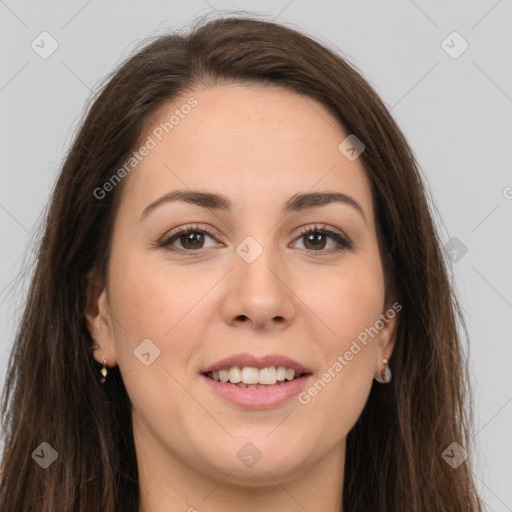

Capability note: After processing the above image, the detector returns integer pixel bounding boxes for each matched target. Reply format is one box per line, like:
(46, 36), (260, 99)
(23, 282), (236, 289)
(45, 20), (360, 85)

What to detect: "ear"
(376, 301), (401, 363)
(84, 269), (118, 367)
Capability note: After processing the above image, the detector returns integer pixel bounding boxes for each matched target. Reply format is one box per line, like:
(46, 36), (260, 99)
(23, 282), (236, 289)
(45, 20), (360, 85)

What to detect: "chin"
(188, 433), (313, 483)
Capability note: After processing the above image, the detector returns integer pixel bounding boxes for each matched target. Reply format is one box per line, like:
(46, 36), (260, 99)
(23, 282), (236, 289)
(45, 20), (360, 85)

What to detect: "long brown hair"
(0, 13), (484, 511)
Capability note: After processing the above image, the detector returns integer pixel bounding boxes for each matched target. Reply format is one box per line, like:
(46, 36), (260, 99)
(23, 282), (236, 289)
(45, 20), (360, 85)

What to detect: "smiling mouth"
(203, 366), (311, 389)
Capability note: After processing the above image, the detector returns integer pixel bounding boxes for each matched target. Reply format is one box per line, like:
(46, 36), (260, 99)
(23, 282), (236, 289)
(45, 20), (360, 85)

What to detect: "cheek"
(302, 254), (385, 350)
(108, 245), (211, 338)
(106, 249), (208, 429)
(107, 244), (230, 405)
(333, 281), (383, 343)
(293, 260), (384, 427)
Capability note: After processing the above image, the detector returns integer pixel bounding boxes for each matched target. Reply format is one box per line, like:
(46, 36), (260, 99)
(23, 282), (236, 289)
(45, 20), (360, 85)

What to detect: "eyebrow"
(139, 189), (367, 224)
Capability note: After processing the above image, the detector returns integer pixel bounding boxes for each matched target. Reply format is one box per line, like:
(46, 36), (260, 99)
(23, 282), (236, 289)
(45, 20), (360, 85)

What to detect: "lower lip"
(200, 374), (313, 410)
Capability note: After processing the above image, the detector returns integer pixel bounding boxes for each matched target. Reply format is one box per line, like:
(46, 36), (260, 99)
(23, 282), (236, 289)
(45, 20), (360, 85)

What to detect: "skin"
(85, 84), (398, 512)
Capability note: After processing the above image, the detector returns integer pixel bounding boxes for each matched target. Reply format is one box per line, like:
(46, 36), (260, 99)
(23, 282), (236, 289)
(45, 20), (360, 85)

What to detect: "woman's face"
(86, 84), (397, 490)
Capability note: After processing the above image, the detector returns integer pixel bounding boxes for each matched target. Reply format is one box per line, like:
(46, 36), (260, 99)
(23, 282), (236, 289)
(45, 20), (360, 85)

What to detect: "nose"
(221, 242), (296, 331)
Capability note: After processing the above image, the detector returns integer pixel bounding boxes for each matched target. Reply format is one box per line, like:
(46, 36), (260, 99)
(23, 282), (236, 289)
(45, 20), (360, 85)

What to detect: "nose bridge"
(222, 231), (295, 329)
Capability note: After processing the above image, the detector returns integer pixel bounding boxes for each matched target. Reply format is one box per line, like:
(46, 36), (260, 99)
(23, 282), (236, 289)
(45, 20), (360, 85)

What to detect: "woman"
(0, 14), (484, 512)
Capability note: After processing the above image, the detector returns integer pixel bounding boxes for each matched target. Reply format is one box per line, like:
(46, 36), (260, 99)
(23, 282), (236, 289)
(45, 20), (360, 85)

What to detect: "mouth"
(200, 368), (313, 410)
(200, 353), (313, 408)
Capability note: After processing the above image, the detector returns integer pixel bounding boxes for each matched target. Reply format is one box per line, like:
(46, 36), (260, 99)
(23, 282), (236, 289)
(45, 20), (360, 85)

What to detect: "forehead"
(121, 84), (373, 220)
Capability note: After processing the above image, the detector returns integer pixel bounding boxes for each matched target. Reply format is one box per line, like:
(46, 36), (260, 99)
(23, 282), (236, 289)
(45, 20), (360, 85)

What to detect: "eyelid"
(163, 223), (221, 239)
(297, 223), (346, 238)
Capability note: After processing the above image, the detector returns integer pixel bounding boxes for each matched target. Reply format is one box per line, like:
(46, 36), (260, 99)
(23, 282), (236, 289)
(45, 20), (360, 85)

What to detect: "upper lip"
(201, 353), (312, 375)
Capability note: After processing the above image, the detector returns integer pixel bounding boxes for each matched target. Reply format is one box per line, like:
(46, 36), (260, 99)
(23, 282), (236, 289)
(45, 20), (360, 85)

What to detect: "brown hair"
(0, 13), (484, 511)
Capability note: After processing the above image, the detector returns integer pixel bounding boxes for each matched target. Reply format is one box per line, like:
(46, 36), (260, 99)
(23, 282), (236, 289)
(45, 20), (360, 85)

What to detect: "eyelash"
(159, 223), (352, 255)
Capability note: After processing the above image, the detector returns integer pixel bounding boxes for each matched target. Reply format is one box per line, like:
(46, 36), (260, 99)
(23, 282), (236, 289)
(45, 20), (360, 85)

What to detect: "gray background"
(1, 1), (511, 509)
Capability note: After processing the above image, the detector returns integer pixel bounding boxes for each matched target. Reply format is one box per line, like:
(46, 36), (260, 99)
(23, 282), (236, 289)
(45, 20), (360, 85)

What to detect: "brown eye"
(161, 226), (219, 252)
(293, 225), (352, 253)
(179, 231), (205, 250)
(302, 231), (327, 250)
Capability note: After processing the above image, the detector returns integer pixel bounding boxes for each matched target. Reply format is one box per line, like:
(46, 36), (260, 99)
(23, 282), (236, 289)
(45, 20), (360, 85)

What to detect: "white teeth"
(241, 367), (259, 384)
(276, 366), (287, 381)
(207, 365), (302, 385)
(228, 366), (242, 383)
(285, 368), (295, 381)
(259, 367), (277, 385)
